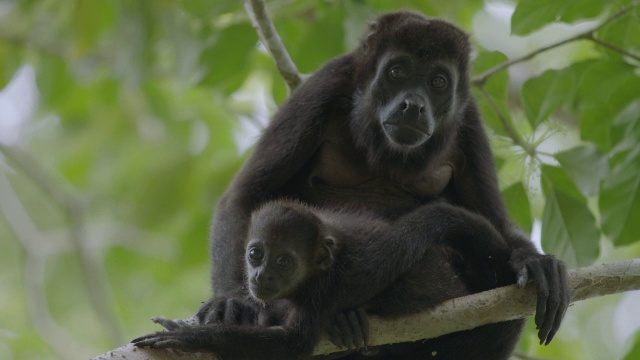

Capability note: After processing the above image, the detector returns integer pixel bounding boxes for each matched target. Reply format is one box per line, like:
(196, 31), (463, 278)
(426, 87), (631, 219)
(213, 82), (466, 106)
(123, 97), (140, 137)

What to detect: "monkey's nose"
(256, 271), (274, 284)
(401, 99), (425, 119)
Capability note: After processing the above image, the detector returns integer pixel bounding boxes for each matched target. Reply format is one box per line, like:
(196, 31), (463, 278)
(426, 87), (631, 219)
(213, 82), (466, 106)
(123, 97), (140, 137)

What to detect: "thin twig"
(477, 86), (536, 156)
(472, 1), (640, 85)
(243, 0), (303, 90)
(586, 34), (640, 62)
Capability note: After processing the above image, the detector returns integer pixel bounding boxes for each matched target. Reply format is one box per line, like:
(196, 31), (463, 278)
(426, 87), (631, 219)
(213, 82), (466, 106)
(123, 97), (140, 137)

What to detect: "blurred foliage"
(0, 0), (639, 359)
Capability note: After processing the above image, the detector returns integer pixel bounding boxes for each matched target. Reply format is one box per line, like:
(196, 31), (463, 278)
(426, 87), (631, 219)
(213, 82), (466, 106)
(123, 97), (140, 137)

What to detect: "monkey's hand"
(326, 308), (369, 350)
(132, 325), (213, 352)
(509, 249), (571, 346)
(196, 297), (260, 325)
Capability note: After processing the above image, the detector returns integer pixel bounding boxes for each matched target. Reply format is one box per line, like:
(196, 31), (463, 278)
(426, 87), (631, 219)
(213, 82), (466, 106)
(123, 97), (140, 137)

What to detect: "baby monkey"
(134, 199), (510, 359)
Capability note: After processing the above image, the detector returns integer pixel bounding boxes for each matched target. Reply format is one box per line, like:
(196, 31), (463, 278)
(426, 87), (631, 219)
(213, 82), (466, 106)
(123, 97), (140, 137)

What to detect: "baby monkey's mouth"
(249, 281), (279, 301)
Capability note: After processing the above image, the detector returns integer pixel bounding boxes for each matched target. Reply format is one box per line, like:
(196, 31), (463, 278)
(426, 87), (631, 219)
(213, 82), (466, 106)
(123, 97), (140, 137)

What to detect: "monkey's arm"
(132, 316), (318, 360)
(454, 101), (571, 346)
(209, 55), (355, 298)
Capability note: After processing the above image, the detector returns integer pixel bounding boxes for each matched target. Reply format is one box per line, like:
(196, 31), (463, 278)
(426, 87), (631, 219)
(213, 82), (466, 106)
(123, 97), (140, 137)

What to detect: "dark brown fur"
(134, 11), (570, 359)
(133, 200), (515, 359)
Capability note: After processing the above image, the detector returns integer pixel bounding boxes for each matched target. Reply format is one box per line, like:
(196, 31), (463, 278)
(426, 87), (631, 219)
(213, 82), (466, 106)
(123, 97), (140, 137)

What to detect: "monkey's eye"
(430, 74), (448, 89)
(276, 255), (293, 270)
(248, 247), (264, 261)
(389, 66), (409, 80)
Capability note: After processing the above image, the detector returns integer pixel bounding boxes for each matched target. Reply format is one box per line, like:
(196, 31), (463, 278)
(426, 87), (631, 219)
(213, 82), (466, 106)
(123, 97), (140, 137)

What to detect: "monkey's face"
(245, 241), (308, 302)
(246, 202), (336, 302)
(355, 51), (459, 152)
(349, 17), (470, 171)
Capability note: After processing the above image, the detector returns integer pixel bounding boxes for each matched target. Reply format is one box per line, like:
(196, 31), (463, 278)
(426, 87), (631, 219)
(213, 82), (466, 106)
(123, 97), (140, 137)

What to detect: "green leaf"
(610, 101), (640, 161)
(199, 24), (257, 92)
(540, 165), (584, 201)
(502, 182), (533, 233)
(521, 69), (576, 129)
(555, 145), (609, 197)
(72, 0), (115, 53)
(293, 4), (347, 73)
(34, 56), (75, 108)
(511, 0), (610, 36)
(472, 51), (511, 136)
(540, 188), (600, 268)
(599, 148), (640, 246)
(597, 7), (640, 54)
(573, 59), (640, 150)
(180, 0), (238, 20)
(624, 331), (640, 360)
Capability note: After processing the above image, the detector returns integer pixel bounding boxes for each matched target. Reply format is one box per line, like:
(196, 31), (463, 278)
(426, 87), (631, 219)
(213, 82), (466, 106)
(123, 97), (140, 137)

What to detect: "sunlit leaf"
(502, 182), (533, 233)
(600, 149), (640, 246)
(597, 7), (640, 54)
(610, 101), (640, 162)
(555, 145), (609, 197)
(521, 69), (576, 129)
(511, 0), (610, 36)
(472, 51), (511, 136)
(540, 165), (584, 201)
(199, 24), (257, 92)
(540, 187), (600, 268)
(573, 59), (640, 150)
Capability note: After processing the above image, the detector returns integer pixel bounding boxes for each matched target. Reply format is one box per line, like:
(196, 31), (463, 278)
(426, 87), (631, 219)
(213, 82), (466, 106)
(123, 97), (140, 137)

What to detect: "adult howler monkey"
(136, 10), (571, 359)
(134, 200), (514, 359)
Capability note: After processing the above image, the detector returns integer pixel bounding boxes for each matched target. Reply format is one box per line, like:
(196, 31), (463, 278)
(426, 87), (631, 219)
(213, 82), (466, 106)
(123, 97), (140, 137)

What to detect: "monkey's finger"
(326, 325), (343, 349)
(223, 298), (242, 324)
(132, 332), (165, 344)
(537, 262), (560, 345)
(546, 302), (568, 345)
(346, 311), (364, 349)
(357, 308), (369, 346)
(516, 267), (528, 288)
(209, 299), (227, 323)
(527, 262), (548, 333)
(240, 307), (257, 325)
(543, 262), (570, 345)
(151, 317), (181, 330)
(137, 337), (185, 349)
(336, 313), (354, 349)
(196, 300), (213, 324)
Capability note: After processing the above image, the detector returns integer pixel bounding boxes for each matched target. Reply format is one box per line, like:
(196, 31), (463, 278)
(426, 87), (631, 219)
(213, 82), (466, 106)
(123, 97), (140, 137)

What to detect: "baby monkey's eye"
(276, 255), (293, 269)
(248, 247), (264, 261)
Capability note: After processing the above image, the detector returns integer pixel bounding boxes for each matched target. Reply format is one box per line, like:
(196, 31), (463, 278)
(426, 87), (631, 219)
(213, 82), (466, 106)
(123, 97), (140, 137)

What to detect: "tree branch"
(471, 1), (640, 86)
(477, 85), (537, 156)
(92, 259), (640, 360)
(243, 0), (304, 90)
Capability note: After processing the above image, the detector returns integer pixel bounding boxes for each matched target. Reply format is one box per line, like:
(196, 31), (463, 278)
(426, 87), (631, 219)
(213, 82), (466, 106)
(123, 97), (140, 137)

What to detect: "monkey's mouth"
(382, 122), (431, 146)
(249, 282), (279, 300)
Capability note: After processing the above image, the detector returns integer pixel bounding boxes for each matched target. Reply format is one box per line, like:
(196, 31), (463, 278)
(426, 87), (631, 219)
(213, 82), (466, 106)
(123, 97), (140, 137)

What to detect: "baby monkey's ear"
(316, 236), (337, 270)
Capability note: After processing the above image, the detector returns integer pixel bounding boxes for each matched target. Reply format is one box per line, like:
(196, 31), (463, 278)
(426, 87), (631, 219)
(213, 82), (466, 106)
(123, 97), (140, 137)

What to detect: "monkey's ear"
(362, 21), (378, 52)
(317, 236), (337, 270)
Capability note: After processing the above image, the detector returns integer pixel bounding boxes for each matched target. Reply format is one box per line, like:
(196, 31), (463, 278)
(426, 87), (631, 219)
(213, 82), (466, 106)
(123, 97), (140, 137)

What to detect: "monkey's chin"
(249, 284), (280, 302)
